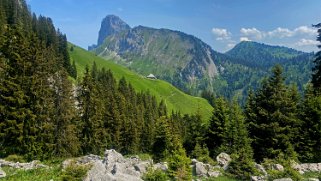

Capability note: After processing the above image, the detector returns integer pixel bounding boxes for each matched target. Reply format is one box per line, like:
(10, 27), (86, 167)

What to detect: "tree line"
(1, 0), (321, 180)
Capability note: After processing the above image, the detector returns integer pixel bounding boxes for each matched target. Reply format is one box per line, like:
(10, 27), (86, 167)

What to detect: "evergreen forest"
(0, 0), (321, 180)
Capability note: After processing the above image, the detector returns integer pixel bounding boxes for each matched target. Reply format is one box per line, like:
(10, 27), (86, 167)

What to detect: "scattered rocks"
(291, 162), (321, 174)
(207, 170), (220, 177)
(216, 152), (231, 170)
(0, 159), (48, 170)
(191, 159), (222, 178)
(307, 178), (319, 181)
(251, 175), (266, 181)
(273, 178), (292, 181)
(255, 163), (268, 176)
(0, 167), (6, 178)
(153, 162), (168, 171)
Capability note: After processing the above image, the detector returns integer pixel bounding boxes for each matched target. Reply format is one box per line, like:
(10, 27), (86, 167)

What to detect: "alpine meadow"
(0, 0), (321, 180)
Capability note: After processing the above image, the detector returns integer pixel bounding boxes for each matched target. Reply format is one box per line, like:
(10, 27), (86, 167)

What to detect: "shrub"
(5, 154), (26, 163)
(61, 161), (91, 181)
(142, 167), (168, 181)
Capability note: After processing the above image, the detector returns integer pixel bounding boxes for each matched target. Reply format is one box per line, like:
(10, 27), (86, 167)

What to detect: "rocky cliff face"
(98, 15), (131, 46)
(93, 16), (220, 93)
(89, 15), (131, 50)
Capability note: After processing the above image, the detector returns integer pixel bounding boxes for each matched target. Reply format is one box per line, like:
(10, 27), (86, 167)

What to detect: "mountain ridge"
(91, 14), (314, 99)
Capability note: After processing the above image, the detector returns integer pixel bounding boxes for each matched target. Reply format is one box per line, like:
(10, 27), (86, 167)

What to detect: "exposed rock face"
(97, 15), (131, 47)
(66, 149), (151, 181)
(0, 159), (48, 170)
(94, 15), (220, 93)
(216, 152), (231, 170)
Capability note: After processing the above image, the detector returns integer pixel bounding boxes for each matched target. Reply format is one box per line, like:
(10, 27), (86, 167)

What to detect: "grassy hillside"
(68, 43), (213, 121)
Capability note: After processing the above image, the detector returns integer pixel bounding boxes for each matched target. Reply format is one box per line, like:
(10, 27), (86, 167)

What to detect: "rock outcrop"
(97, 15), (131, 47)
(62, 149), (152, 181)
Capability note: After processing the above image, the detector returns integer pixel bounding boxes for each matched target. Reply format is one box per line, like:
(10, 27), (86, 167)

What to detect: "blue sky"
(27, 0), (321, 53)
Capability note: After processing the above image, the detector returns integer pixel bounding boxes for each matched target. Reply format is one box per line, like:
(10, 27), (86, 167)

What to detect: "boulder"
(0, 167), (6, 178)
(194, 162), (207, 177)
(153, 162), (168, 171)
(272, 164), (284, 171)
(255, 163), (267, 176)
(216, 152), (231, 170)
(82, 149), (154, 181)
(134, 161), (151, 173)
(251, 176), (266, 181)
(207, 171), (220, 177)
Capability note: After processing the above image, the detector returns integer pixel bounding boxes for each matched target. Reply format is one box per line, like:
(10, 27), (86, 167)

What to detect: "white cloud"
(294, 26), (317, 36)
(212, 28), (231, 40)
(295, 39), (319, 46)
(211, 25), (318, 52)
(240, 28), (263, 40)
(268, 27), (293, 38)
(240, 37), (251, 42)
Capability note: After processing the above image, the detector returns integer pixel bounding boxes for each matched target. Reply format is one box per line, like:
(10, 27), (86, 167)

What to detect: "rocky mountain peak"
(97, 15), (131, 46)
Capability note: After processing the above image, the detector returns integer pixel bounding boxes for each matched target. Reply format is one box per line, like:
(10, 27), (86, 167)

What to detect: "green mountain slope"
(69, 43), (213, 121)
(93, 15), (219, 94)
(226, 41), (307, 68)
(213, 41), (314, 101)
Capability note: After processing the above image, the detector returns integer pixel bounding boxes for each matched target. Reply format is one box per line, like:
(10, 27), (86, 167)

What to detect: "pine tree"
(297, 86), (321, 162)
(246, 65), (300, 161)
(206, 97), (229, 157)
(312, 23), (321, 93)
(52, 70), (80, 157)
(0, 26), (36, 157)
(78, 65), (110, 155)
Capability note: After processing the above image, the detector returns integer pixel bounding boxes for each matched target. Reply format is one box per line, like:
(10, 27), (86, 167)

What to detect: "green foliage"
(1, 165), (62, 181)
(206, 97), (230, 156)
(262, 158), (302, 181)
(246, 65), (300, 161)
(312, 23), (321, 92)
(227, 153), (256, 180)
(142, 167), (169, 181)
(167, 147), (192, 180)
(191, 143), (214, 164)
(297, 87), (321, 162)
(61, 161), (91, 181)
(4, 154), (26, 163)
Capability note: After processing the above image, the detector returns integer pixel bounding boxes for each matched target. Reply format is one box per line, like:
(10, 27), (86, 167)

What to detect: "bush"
(191, 143), (215, 165)
(167, 148), (192, 180)
(61, 161), (91, 181)
(262, 158), (302, 181)
(5, 154), (26, 163)
(142, 167), (168, 181)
